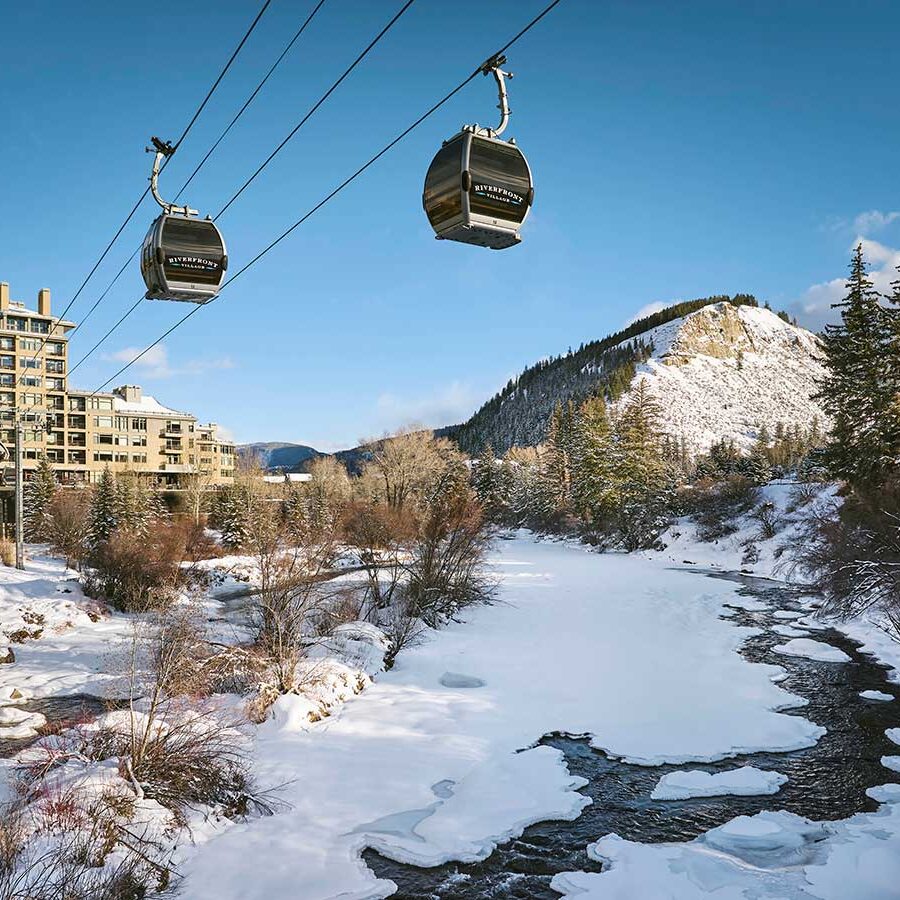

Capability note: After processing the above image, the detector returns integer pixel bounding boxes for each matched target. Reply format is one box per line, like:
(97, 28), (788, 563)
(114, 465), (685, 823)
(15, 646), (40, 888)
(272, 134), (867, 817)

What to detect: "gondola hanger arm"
(470, 53), (514, 138)
(146, 136), (198, 217)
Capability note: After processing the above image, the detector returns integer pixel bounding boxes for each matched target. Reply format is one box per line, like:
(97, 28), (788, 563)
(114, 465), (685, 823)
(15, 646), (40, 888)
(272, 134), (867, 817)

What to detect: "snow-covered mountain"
(238, 442), (323, 472)
(445, 298), (827, 455)
(621, 302), (827, 455)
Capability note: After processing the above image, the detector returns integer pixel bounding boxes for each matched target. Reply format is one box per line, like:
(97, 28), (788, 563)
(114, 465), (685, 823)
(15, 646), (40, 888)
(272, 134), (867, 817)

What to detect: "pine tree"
(23, 455), (56, 541)
(817, 245), (899, 486)
(88, 468), (119, 547)
(611, 379), (675, 549)
(472, 444), (507, 520)
(571, 394), (614, 522)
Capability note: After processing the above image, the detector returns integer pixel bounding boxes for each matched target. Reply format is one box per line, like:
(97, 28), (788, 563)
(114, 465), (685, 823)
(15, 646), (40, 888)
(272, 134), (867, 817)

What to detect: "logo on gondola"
(472, 183), (524, 205)
(166, 256), (219, 271)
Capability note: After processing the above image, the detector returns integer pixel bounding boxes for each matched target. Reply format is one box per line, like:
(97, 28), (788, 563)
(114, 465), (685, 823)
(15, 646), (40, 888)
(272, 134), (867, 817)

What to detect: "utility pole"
(14, 416), (23, 570)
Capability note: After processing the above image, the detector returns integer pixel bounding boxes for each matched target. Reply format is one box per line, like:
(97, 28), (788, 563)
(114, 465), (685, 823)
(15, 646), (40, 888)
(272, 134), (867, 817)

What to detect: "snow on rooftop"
(112, 393), (191, 417)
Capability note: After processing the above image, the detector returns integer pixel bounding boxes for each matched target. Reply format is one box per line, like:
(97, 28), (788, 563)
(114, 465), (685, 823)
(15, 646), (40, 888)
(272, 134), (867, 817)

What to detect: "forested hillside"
(444, 294), (760, 453)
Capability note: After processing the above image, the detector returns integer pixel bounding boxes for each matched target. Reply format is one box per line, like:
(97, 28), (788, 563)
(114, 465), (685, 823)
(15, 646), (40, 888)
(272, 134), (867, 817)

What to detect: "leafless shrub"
(245, 494), (341, 693)
(0, 789), (174, 900)
(46, 490), (92, 570)
(678, 476), (760, 542)
(404, 473), (494, 627)
(84, 526), (190, 613)
(786, 480), (820, 512)
(343, 501), (415, 617)
(752, 501), (781, 540)
(790, 483), (900, 636)
(379, 596), (427, 670)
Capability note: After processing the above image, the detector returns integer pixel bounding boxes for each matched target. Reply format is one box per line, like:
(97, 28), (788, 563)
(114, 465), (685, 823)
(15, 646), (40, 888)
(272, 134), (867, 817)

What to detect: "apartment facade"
(0, 280), (234, 488)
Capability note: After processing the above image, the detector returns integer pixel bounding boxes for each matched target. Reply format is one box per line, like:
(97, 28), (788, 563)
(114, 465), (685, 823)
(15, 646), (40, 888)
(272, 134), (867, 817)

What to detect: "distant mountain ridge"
(238, 442), (323, 472)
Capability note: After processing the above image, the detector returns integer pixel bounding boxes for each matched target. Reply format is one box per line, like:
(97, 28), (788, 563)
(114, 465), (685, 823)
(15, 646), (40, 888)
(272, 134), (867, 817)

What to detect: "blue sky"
(2, 0), (899, 449)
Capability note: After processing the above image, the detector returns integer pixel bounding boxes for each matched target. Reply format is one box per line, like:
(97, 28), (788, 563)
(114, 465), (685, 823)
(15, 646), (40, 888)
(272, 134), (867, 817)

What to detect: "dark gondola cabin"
(423, 130), (533, 250)
(140, 214), (227, 303)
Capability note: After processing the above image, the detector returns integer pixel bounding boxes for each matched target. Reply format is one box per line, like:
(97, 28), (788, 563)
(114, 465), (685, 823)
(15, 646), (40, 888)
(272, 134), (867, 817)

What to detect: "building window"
(19, 338), (41, 351)
(20, 358), (40, 369)
(46, 342), (65, 356)
(132, 453), (147, 464)
(94, 416), (113, 428)
(130, 417), (147, 431)
(0, 356), (13, 370)
(95, 434), (114, 445)
(88, 397), (113, 411)
(46, 449), (63, 463)
(23, 376), (42, 387)
(0, 393), (12, 407)
(93, 452), (113, 462)
(131, 435), (147, 447)
(0, 375), (13, 387)
(6, 317), (27, 332)
(114, 453), (128, 463)
(46, 360), (64, 374)
(47, 378), (65, 391)
(30, 320), (49, 334)
(0, 338), (13, 351)
(22, 393), (41, 406)
(69, 397), (86, 411)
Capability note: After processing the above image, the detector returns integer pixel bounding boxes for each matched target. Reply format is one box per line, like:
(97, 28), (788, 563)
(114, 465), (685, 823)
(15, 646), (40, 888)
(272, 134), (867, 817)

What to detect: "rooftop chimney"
(119, 385), (142, 404)
(37, 288), (51, 317)
(0, 283), (8, 313)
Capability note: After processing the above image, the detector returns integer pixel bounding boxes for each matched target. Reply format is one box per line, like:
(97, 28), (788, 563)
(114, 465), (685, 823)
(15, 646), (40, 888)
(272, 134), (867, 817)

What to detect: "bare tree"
(359, 428), (465, 511)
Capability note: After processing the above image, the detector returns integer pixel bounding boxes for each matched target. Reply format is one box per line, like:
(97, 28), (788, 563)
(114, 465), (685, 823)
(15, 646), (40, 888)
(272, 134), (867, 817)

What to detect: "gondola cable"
(213, 0), (418, 222)
(83, 0), (565, 397)
(13, 0), (273, 387)
(66, 0), (329, 339)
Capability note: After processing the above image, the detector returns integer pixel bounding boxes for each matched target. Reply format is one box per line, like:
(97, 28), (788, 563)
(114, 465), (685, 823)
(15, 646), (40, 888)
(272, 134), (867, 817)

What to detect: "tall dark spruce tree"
(817, 245), (899, 486)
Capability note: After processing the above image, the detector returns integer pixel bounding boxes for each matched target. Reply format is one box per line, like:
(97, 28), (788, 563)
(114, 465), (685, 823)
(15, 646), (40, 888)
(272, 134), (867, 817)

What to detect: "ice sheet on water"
(773, 638), (851, 663)
(650, 765), (787, 800)
(860, 690), (894, 702)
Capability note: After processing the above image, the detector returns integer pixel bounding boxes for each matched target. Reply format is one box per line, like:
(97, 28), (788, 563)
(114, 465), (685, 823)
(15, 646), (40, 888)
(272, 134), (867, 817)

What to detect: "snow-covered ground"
(174, 534), (899, 900)
(3, 535), (899, 899)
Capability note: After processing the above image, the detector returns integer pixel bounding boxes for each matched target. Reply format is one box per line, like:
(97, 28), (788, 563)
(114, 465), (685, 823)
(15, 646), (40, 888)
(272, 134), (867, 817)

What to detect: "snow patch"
(650, 765), (788, 800)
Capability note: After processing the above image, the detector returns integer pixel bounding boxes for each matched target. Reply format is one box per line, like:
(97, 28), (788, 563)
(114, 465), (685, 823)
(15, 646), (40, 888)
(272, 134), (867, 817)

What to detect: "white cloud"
(791, 238), (900, 332)
(104, 343), (234, 379)
(853, 210), (900, 235)
(624, 301), (669, 326)
(374, 381), (480, 432)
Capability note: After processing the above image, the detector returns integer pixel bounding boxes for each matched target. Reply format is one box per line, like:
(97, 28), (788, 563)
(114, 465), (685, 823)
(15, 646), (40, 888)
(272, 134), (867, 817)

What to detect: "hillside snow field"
(622, 302), (827, 454)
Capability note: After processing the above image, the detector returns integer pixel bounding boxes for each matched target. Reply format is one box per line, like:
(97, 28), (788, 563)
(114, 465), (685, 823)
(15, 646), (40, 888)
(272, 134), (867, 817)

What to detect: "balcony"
(160, 463), (194, 474)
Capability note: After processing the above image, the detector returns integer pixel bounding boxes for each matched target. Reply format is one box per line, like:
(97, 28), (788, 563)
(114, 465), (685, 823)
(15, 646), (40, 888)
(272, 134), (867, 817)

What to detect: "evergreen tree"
(88, 468), (119, 547)
(817, 245), (899, 486)
(472, 444), (507, 520)
(610, 380), (676, 549)
(571, 393), (614, 522)
(23, 455), (56, 541)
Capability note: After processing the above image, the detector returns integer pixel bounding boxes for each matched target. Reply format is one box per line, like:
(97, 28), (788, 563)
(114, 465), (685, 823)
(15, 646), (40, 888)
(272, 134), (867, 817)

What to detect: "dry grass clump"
(0, 537), (16, 567)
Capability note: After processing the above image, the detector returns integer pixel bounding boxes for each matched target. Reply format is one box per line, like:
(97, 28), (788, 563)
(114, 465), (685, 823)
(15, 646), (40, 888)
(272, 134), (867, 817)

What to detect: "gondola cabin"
(423, 130), (533, 250)
(140, 214), (227, 303)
